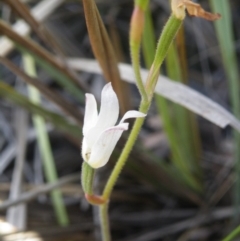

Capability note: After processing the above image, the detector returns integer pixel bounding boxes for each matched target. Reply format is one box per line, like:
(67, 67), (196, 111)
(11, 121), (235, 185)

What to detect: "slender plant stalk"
(99, 12), (183, 240)
(130, 0), (149, 102)
(81, 162), (95, 195)
(100, 100), (149, 240)
(102, 101), (149, 200)
(130, 34), (148, 101)
(100, 203), (111, 241)
(145, 14), (182, 98)
(135, 0), (149, 9)
(222, 225), (240, 241)
(142, 5), (202, 191)
(23, 54), (69, 226)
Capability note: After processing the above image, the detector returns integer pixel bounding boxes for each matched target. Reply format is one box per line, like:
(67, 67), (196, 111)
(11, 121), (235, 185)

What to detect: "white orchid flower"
(82, 83), (146, 169)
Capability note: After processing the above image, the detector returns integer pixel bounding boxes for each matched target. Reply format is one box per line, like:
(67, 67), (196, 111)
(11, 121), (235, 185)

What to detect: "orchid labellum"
(82, 83), (146, 169)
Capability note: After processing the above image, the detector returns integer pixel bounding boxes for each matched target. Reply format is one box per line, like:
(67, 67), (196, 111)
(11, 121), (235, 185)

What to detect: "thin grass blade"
(210, 0), (240, 220)
(82, 0), (130, 114)
(0, 81), (81, 139)
(0, 20), (85, 103)
(0, 56), (83, 125)
(6, 107), (28, 231)
(23, 53), (69, 226)
(1, 0), (63, 55)
(165, 43), (202, 178)
(142, 6), (202, 192)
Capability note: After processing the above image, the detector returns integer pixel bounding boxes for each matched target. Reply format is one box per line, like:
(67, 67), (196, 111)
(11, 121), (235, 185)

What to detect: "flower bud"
(130, 6), (145, 44)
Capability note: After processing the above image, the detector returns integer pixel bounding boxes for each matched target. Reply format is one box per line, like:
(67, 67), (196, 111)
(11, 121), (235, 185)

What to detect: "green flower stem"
(100, 203), (111, 241)
(99, 12), (183, 241)
(130, 39), (148, 102)
(130, 3), (149, 102)
(222, 225), (240, 241)
(99, 100), (149, 241)
(135, 0), (149, 10)
(81, 162), (95, 195)
(145, 14), (182, 98)
(102, 100), (149, 200)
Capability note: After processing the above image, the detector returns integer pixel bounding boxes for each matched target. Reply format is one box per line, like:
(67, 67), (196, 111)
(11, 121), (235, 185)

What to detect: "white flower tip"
(103, 82), (113, 91)
(138, 112), (147, 118)
(85, 93), (94, 102)
(102, 82), (117, 97)
(120, 110), (146, 124)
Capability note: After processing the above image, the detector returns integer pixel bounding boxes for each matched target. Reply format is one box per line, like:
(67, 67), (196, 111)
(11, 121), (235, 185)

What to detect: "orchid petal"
(119, 110), (146, 124)
(87, 123), (129, 168)
(83, 94), (98, 136)
(85, 83), (119, 148)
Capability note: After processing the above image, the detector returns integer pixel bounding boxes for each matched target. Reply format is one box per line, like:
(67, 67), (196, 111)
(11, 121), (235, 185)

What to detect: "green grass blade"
(155, 95), (201, 192)
(0, 82), (81, 139)
(166, 43), (201, 176)
(17, 45), (84, 103)
(222, 225), (240, 241)
(166, 43), (192, 169)
(210, 0), (240, 219)
(0, 20), (84, 103)
(82, 0), (129, 113)
(23, 54), (69, 226)
(142, 6), (201, 192)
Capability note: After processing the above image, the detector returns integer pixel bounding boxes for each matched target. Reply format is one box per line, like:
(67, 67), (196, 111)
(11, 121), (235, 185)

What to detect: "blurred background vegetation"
(0, 0), (240, 240)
